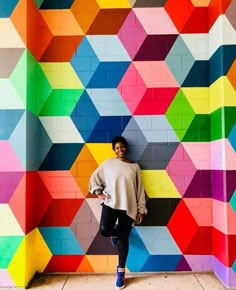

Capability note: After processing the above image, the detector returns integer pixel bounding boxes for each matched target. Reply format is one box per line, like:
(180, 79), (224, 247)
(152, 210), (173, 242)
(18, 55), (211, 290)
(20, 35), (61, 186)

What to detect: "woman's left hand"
(136, 213), (143, 224)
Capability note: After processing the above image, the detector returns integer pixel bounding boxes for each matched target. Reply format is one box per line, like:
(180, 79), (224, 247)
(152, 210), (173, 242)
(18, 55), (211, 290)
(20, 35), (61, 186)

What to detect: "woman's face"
(114, 142), (127, 159)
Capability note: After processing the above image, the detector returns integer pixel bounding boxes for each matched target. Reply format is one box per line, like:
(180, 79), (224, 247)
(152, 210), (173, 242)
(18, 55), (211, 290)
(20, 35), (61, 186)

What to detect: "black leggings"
(100, 204), (134, 267)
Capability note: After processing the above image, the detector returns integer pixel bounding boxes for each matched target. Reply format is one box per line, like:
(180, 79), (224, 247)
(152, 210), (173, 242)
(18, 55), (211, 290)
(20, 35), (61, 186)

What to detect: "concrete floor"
(21, 272), (232, 290)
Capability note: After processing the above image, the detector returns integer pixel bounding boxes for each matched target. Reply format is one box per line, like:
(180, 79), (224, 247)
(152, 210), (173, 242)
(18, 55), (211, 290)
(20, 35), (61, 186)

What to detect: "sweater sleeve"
(89, 164), (105, 195)
(136, 166), (148, 215)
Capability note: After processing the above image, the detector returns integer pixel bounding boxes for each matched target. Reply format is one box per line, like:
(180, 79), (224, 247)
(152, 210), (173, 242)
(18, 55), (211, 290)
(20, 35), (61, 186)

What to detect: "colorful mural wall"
(0, 0), (236, 288)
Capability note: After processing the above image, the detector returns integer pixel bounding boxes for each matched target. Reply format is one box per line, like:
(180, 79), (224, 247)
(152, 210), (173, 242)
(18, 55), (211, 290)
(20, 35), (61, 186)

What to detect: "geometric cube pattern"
(0, 0), (236, 288)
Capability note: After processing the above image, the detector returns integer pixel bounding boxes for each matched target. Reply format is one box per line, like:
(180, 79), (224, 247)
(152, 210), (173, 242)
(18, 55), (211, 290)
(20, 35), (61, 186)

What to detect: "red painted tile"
(185, 226), (212, 254)
(45, 255), (83, 272)
(167, 199), (199, 253)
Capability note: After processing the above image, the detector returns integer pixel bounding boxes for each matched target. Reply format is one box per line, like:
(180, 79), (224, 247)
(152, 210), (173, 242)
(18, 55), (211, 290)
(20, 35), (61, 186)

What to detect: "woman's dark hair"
(112, 136), (128, 150)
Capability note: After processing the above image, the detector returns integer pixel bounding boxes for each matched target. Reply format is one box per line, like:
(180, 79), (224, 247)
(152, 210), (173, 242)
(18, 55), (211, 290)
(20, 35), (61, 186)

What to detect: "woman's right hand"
(97, 194), (106, 200)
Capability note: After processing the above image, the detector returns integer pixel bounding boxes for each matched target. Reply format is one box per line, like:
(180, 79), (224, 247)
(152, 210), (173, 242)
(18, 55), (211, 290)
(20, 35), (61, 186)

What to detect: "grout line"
(193, 273), (204, 290)
(62, 275), (70, 289)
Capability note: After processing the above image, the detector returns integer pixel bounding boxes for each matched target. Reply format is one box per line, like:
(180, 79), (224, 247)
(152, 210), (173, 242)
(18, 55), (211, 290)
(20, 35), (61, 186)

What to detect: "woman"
(89, 136), (147, 289)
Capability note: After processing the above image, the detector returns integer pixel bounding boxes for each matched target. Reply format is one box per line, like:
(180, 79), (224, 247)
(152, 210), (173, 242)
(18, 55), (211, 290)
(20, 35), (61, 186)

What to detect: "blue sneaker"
(116, 266), (125, 289)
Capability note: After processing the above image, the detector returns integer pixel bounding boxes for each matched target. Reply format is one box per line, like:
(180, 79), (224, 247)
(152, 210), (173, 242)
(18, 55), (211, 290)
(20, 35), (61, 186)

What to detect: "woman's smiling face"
(114, 142), (128, 160)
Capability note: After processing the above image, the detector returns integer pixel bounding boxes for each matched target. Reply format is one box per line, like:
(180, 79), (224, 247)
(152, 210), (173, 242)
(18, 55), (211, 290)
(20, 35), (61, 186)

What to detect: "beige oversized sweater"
(89, 157), (147, 220)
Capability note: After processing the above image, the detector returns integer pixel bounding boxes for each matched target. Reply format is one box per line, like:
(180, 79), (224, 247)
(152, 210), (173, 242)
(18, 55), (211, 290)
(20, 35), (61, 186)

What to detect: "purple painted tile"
(175, 256), (192, 271)
(184, 255), (213, 272)
(213, 257), (236, 288)
(211, 170), (236, 202)
(0, 172), (24, 203)
(134, 34), (178, 61)
(226, 171), (236, 201)
(211, 170), (225, 201)
(184, 170), (211, 198)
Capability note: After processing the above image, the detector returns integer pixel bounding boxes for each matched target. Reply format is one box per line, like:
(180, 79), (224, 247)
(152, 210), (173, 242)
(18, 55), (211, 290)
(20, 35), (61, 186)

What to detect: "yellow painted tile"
(40, 62), (83, 89)
(141, 170), (181, 198)
(25, 230), (37, 285)
(8, 238), (26, 287)
(86, 143), (115, 165)
(107, 255), (119, 272)
(96, 0), (131, 9)
(28, 228), (52, 274)
(182, 87), (210, 114)
(210, 77), (236, 112)
(223, 77), (236, 106)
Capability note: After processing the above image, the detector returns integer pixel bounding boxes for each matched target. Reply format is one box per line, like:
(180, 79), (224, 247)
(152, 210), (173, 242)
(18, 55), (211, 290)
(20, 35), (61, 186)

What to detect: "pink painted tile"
(118, 10), (147, 59)
(182, 142), (211, 169)
(118, 63), (147, 113)
(211, 140), (225, 169)
(227, 203), (236, 235)
(167, 144), (196, 196)
(133, 61), (179, 88)
(0, 141), (24, 171)
(134, 8), (178, 34)
(225, 140), (236, 170)
(184, 198), (212, 226)
(212, 199), (228, 234)
(0, 269), (15, 287)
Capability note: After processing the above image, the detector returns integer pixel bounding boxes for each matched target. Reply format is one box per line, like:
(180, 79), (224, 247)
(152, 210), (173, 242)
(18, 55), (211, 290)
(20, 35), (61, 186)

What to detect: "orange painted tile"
(39, 35), (83, 62)
(70, 146), (99, 197)
(227, 59), (236, 91)
(164, 0), (194, 33)
(71, 0), (100, 34)
(191, 0), (210, 6)
(40, 9), (84, 36)
(11, 0), (52, 61)
(208, 0), (232, 29)
(10, 0), (27, 44)
(77, 256), (94, 272)
(87, 9), (131, 34)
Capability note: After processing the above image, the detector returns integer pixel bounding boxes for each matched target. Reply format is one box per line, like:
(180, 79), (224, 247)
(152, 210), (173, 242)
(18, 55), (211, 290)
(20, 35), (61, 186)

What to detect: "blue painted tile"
(141, 255), (182, 271)
(182, 61), (209, 87)
(0, 109), (24, 140)
(39, 227), (83, 255)
(70, 37), (100, 87)
(87, 62), (130, 88)
(209, 45), (236, 85)
(0, 0), (18, 17)
(39, 143), (84, 170)
(39, 0), (74, 9)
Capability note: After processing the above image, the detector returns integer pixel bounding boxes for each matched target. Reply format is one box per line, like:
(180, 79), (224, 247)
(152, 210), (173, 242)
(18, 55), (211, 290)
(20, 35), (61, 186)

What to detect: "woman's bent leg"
(99, 204), (118, 237)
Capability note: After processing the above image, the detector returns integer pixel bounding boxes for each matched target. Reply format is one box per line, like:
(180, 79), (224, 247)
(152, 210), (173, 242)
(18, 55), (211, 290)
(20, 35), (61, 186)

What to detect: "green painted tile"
(0, 236), (23, 268)
(230, 190), (236, 213)
(10, 49), (27, 107)
(182, 114), (210, 142)
(166, 89), (195, 141)
(39, 89), (84, 116)
(224, 107), (236, 137)
(210, 108), (224, 140)
(26, 52), (51, 115)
